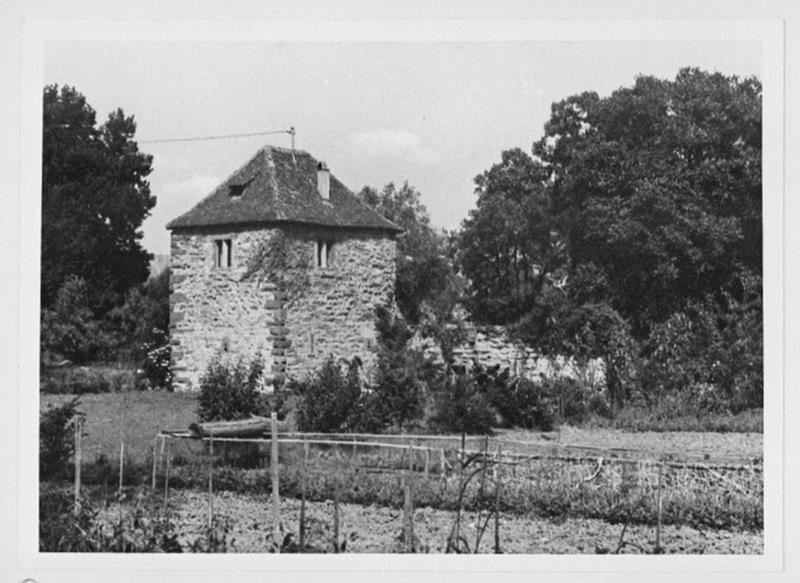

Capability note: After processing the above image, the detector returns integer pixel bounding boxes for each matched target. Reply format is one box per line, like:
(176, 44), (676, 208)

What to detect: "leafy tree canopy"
(534, 68), (762, 337)
(457, 148), (562, 324)
(42, 84), (155, 316)
(456, 69), (762, 410)
(358, 182), (460, 324)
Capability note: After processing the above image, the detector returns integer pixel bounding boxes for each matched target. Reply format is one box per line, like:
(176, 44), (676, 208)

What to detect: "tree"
(457, 148), (562, 324)
(42, 85), (155, 315)
(457, 69), (762, 411)
(533, 68), (762, 338)
(358, 182), (458, 324)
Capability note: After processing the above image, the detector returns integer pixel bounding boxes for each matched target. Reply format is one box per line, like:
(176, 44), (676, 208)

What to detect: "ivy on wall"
(240, 231), (311, 305)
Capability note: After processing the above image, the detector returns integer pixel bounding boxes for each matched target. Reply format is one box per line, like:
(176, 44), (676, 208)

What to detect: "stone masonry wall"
(169, 224), (396, 391)
(416, 325), (606, 388)
(282, 225), (396, 380)
(169, 226), (279, 391)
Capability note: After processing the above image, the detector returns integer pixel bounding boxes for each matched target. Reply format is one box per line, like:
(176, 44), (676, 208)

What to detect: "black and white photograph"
(2, 2), (798, 583)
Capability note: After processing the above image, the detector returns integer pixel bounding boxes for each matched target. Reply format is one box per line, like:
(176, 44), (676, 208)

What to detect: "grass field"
(41, 391), (764, 467)
(41, 391), (199, 464)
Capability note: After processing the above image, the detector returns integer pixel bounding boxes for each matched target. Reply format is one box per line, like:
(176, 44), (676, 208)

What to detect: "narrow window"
(214, 239), (232, 268)
(315, 239), (334, 268)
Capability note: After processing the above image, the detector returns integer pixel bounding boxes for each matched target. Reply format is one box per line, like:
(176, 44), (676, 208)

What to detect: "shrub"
(292, 356), (362, 432)
(39, 483), (98, 551)
(430, 367), (495, 434)
(40, 276), (102, 363)
(641, 277), (763, 415)
(39, 484), (183, 552)
(40, 397), (82, 481)
(197, 355), (266, 421)
(41, 367), (112, 395)
(140, 328), (172, 390)
(353, 307), (427, 432)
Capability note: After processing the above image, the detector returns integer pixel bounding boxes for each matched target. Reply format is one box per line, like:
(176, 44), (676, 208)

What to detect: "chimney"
(317, 161), (330, 200)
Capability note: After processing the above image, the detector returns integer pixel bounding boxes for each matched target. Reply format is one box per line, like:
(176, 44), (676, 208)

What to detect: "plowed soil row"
(167, 491), (762, 554)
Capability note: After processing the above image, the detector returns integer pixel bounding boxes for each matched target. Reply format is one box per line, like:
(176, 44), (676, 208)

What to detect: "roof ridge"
(265, 144), (311, 156)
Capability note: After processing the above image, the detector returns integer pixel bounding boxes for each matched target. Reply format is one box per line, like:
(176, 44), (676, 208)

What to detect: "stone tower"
(166, 146), (401, 391)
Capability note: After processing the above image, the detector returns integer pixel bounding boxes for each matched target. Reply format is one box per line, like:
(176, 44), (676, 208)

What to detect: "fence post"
(403, 482), (414, 553)
(163, 438), (171, 511)
(656, 461), (664, 553)
(207, 438), (214, 529)
(151, 435), (159, 493)
(73, 417), (82, 516)
(118, 441), (125, 494)
(333, 482), (340, 553)
(494, 445), (502, 554)
(299, 437), (308, 552)
(424, 449), (430, 479)
(271, 412), (281, 552)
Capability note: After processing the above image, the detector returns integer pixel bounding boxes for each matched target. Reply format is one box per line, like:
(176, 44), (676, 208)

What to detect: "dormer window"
(214, 239), (232, 268)
(316, 239), (334, 269)
(228, 177), (254, 199)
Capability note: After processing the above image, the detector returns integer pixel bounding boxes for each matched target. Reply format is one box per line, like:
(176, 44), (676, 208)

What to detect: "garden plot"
(141, 490), (763, 554)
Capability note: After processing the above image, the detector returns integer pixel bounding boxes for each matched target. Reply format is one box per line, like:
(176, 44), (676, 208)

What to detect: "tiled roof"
(166, 146), (402, 232)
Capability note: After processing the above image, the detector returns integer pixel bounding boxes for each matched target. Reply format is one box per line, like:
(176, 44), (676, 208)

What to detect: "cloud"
(349, 128), (440, 164)
(160, 174), (220, 200)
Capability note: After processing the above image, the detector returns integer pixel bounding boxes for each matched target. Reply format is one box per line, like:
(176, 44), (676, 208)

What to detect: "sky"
(44, 40), (761, 255)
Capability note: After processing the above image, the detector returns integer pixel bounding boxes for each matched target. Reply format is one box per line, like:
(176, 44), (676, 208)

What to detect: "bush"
(40, 276), (104, 363)
(352, 307), (428, 432)
(197, 356), (266, 421)
(40, 397), (82, 481)
(641, 277), (763, 415)
(292, 356), (362, 432)
(39, 483), (98, 551)
(140, 328), (172, 390)
(430, 367), (495, 434)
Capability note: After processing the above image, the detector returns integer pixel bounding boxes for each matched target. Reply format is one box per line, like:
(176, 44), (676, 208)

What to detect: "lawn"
(41, 391), (199, 465)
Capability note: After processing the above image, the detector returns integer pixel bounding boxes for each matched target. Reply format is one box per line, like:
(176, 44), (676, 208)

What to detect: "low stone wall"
(416, 325), (606, 388)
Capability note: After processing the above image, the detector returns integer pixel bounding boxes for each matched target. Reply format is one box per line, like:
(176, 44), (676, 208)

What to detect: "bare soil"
(166, 491), (762, 554)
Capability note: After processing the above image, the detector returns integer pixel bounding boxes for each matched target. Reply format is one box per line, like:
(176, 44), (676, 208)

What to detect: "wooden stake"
(73, 417), (82, 516)
(424, 449), (430, 479)
(440, 448), (446, 476)
(151, 435), (158, 493)
(403, 482), (414, 553)
(163, 439), (171, 511)
(118, 441), (125, 494)
(452, 433), (466, 552)
(656, 462), (664, 553)
(271, 412), (281, 552)
(474, 436), (489, 553)
(207, 438), (214, 529)
(333, 483), (340, 553)
(494, 446), (502, 554)
(299, 437), (308, 552)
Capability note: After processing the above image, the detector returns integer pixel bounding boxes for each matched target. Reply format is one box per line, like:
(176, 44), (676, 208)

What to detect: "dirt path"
(167, 491), (762, 554)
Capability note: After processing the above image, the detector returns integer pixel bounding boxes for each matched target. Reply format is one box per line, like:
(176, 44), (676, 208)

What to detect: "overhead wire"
(140, 128), (294, 145)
